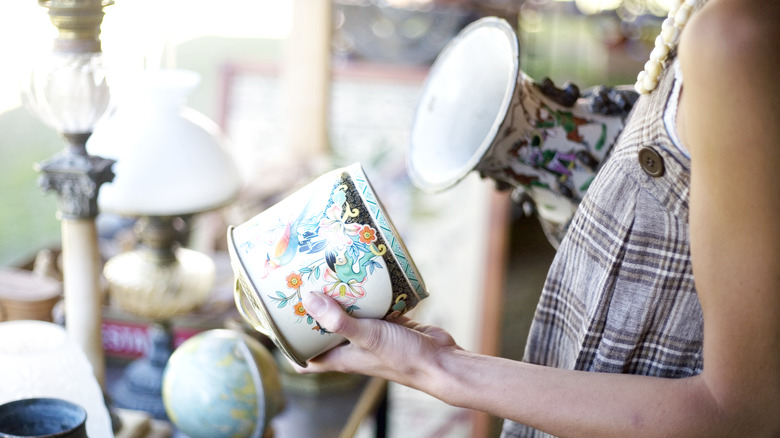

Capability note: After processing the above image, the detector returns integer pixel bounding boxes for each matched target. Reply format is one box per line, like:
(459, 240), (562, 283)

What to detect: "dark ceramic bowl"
(0, 398), (87, 438)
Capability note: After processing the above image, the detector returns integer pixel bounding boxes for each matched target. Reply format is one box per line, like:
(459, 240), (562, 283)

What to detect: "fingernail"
(303, 292), (325, 316)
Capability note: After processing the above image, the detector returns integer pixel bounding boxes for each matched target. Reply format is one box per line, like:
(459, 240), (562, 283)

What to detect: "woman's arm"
(299, 1), (780, 435)
(677, 0), (780, 433)
(301, 291), (769, 437)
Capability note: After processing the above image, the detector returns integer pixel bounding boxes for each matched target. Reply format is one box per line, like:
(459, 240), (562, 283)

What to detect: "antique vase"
(407, 17), (637, 247)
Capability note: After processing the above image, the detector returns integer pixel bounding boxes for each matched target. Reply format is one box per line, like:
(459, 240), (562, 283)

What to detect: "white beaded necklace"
(635, 0), (702, 94)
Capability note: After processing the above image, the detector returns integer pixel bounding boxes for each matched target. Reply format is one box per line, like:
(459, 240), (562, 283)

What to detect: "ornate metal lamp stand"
(24, 0), (116, 387)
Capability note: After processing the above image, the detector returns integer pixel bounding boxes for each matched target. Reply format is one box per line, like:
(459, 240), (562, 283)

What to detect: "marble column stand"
(36, 132), (115, 386)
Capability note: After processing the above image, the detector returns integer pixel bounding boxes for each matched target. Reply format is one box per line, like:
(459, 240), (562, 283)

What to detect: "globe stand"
(110, 322), (172, 420)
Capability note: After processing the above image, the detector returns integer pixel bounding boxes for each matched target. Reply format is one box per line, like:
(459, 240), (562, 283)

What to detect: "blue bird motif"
(260, 198), (320, 278)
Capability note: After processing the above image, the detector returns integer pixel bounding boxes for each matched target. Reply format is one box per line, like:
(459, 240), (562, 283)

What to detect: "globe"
(162, 329), (284, 438)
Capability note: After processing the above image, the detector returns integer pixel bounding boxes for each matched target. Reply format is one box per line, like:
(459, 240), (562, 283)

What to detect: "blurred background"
(0, 0), (671, 267)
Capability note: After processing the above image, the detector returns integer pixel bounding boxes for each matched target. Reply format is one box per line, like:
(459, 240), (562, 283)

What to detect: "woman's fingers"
(298, 292), (460, 382)
(300, 292), (405, 371)
(302, 291), (374, 343)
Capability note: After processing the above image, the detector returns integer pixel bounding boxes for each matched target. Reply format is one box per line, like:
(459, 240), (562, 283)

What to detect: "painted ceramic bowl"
(228, 163), (428, 367)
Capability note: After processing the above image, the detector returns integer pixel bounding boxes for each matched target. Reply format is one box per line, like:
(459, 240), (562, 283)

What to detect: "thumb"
(302, 292), (361, 339)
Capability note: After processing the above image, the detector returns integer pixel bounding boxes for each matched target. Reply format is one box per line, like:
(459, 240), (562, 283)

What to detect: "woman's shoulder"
(681, 0), (780, 74)
(676, 0), (779, 160)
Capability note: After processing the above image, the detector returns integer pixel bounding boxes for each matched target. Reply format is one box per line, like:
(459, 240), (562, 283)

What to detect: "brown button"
(638, 147), (665, 177)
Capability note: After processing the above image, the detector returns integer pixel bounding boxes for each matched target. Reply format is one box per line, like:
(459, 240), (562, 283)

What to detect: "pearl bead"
(662, 17), (675, 30)
(651, 43), (670, 61)
(661, 25), (680, 45)
(675, 4), (692, 25)
(645, 59), (663, 78)
(643, 74), (658, 91)
(668, 0), (683, 16)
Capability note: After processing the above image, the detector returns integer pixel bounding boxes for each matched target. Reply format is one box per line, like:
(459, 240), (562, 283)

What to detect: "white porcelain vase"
(0, 320), (114, 438)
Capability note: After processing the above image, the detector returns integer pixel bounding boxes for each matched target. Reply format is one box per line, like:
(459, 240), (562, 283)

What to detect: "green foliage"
(0, 107), (62, 266)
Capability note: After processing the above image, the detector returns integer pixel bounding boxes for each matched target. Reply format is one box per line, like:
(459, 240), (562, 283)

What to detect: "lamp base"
(103, 245), (215, 320)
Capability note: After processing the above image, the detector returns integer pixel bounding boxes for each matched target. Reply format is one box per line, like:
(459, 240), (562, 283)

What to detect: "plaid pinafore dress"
(501, 45), (704, 438)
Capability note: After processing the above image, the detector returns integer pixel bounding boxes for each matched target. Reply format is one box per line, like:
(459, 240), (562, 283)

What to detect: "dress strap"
(663, 59), (689, 158)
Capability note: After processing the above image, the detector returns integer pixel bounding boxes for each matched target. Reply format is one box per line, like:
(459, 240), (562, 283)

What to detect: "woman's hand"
(296, 291), (461, 389)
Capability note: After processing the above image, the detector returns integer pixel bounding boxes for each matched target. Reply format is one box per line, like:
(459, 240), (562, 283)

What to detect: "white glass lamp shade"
(22, 50), (111, 135)
(0, 320), (114, 438)
(407, 19), (519, 192)
(88, 69), (240, 216)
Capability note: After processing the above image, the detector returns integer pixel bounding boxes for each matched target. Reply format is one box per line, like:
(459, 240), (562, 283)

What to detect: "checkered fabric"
(501, 51), (706, 438)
